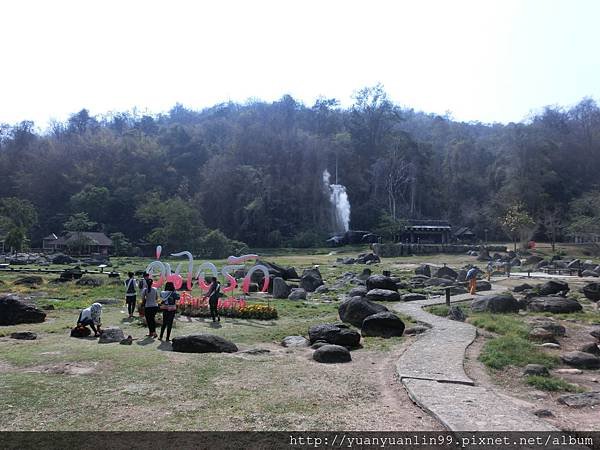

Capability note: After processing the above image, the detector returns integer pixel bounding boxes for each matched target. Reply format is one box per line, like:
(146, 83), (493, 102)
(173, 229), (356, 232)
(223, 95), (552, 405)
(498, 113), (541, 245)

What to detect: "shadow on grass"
(157, 341), (172, 352)
(136, 336), (156, 346)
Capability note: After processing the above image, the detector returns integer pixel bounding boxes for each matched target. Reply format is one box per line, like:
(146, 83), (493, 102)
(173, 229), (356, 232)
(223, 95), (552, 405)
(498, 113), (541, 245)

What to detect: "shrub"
(197, 229), (248, 259)
(526, 376), (584, 392)
(479, 335), (559, 370)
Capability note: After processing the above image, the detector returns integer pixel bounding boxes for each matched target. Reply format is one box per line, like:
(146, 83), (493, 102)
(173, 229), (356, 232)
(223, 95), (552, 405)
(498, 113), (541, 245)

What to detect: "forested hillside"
(1, 85), (599, 254)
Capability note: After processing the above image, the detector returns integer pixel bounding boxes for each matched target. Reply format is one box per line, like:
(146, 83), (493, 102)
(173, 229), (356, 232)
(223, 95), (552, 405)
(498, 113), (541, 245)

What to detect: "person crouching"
(77, 302), (103, 337)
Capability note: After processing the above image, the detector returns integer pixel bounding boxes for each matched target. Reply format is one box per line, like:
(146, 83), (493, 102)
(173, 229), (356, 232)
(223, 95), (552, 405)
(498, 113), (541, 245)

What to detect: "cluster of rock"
(0, 294), (46, 325)
(281, 323), (361, 363)
(1, 252), (110, 267)
(337, 253), (380, 265)
(272, 267), (325, 300)
(522, 256), (600, 276)
(559, 327), (600, 371)
(372, 243), (506, 258)
(411, 264), (491, 295)
(474, 248), (521, 267)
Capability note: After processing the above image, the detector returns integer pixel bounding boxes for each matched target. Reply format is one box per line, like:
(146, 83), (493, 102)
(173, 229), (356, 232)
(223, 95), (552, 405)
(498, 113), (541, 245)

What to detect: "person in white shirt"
(77, 302), (103, 336)
(140, 278), (159, 338)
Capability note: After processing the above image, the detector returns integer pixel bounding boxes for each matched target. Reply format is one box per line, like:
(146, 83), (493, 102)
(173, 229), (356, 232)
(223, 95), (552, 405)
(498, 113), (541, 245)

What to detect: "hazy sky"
(2, 0), (599, 128)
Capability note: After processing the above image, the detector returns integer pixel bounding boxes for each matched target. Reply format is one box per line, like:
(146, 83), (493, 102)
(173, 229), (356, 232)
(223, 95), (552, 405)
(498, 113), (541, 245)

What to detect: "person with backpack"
(140, 278), (159, 338)
(466, 266), (479, 295)
(124, 272), (137, 318)
(159, 281), (180, 341)
(205, 277), (221, 322)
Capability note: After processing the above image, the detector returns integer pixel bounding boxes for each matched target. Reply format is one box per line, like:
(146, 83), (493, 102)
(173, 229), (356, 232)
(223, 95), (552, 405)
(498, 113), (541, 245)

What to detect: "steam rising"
(323, 169), (350, 233)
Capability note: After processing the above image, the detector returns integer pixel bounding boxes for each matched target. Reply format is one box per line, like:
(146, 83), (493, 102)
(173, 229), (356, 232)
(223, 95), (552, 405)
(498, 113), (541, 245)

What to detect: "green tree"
(109, 232), (132, 256)
(0, 197), (38, 252)
(63, 212), (97, 255)
(500, 203), (535, 251)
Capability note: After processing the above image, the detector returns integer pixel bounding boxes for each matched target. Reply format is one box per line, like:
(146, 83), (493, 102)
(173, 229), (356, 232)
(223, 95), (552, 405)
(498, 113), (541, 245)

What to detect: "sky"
(1, 0), (599, 129)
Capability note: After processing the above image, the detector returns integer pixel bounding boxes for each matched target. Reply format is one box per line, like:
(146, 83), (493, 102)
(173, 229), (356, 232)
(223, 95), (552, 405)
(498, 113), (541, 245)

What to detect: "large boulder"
(288, 288), (307, 300)
(361, 312), (405, 338)
(447, 306), (467, 322)
(300, 268), (324, 292)
(529, 328), (557, 343)
(538, 280), (569, 296)
(272, 277), (292, 299)
(424, 277), (454, 287)
(98, 327), (125, 344)
(256, 260), (299, 280)
(513, 283), (534, 293)
(313, 344), (352, 363)
(366, 275), (397, 292)
(476, 280), (492, 291)
(365, 289), (401, 302)
(560, 351), (600, 369)
(558, 392), (600, 408)
(401, 293), (427, 302)
(0, 294), (46, 325)
(415, 264), (431, 277)
(338, 296), (388, 327)
(14, 276), (44, 286)
(434, 266), (458, 280)
(567, 259), (581, 269)
(526, 297), (582, 314)
(523, 364), (549, 376)
(172, 334), (238, 353)
(583, 282), (600, 302)
(348, 286), (368, 298)
(10, 331), (37, 340)
(471, 294), (520, 313)
(308, 323), (361, 347)
(281, 336), (309, 348)
(580, 342), (600, 356)
(356, 253), (380, 264)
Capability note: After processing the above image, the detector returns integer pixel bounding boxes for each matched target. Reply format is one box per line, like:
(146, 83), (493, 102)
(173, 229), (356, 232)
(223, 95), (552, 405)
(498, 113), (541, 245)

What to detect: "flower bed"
(177, 292), (277, 320)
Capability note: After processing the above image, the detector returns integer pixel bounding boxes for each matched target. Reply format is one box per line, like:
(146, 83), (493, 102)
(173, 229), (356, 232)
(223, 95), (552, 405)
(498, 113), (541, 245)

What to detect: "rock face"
(560, 351), (600, 369)
(366, 275), (397, 292)
(272, 277), (292, 299)
(338, 297), (388, 327)
(300, 268), (324, 292)
(308, 323), (361, 347)
(313, 344), (352, 363)
(10, 331), (37, 340)
(172, 334), (238, 353)
(471, 294), (520, 313)
(0, 294), (46, 325)
(538, 280), (569, 296)
(14, 276), (44, 286)
(415, 264), (431, 277)
(361, 312), (405, 338)
(365, 289), (401, 302)
(526, 297), (582, 314)
(447, 306), (466, 322)
(281, 336), (309, 347)
(583, 282), (600, 301)
(523, 364), (549, 376)
(288, 288), (307, 300)
(98, 327), (125, 344)
(558, 392), (600, 408)
(348, 286), (368, 298)
(401, 293), (427, 302)
(434, 266), (458, 280)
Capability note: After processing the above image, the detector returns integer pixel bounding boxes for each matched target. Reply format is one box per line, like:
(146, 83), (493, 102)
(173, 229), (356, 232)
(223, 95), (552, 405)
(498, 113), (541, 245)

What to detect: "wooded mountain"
(1, 85), (599, 253)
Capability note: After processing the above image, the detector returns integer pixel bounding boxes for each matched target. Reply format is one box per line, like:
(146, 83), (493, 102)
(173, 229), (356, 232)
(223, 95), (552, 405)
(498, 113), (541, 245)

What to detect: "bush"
(197, 229), (248, 258)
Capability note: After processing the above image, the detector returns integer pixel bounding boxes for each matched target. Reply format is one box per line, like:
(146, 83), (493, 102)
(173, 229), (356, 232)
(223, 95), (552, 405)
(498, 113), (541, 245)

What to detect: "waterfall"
(323, 169), (350, 233)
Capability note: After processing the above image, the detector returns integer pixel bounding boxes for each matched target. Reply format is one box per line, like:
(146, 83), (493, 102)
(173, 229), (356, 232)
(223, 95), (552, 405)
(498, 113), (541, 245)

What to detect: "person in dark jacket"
(205, 277), (221, 322)
(159, 281), (180, 341)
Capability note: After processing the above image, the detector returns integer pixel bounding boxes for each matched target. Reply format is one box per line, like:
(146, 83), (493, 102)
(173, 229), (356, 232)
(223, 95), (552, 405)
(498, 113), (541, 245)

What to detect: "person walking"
(124, 272), (137, 318)
(140, 278), (159, 338)
(205, 277), (221, 322)
(466, 266), (478, 295)
(486, 261), (493, 282)
(159, 281), (180, 342)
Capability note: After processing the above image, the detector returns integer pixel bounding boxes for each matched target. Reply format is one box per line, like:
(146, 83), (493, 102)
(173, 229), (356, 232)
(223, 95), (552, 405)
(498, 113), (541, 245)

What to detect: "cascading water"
(322, 169), (350, 233)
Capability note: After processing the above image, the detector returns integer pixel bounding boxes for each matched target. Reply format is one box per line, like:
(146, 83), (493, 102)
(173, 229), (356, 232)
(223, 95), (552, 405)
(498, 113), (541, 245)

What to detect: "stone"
(365, 289), (401, 302)
(555, 368), (582, 374)
(580, 342), (600, 356)
(287, 288), (307, 300)
(525, 255), (543, 265)
(314, 285), (329, 294)
(539, 343), (560, 349)
(475, 280), (492, 291)
(348, 286), (368, 298)
(526, 297), (582, 314)
(513, 283), (534, 292)
(119, 336), (133, 345)
(356, 268), (372, 281)
(591, 327), (600, 340)
(582, 270), (599, 277)
(10, 331), (37, 340)
(533, 409), (554, 418)
(447, 306), (466, 322)
(14, 276), (44, 286)
(299, 268), (324, 292)
(70, 325), (91, 338)
(76, 277), (104, 287)
(404, 325), (429, 335)
(415, 264), (431, 277)
(560, 351), (600, 369)
(281, 335), (309, 347)
(0, 294), (46, 325)
(434, 266), (458, 280)
(401, 293), (427, 302)
(50, 253), (77, 264)
(529, 328), (557, 343)
(558, 392), (600, 408)
(308, 323), (361, 347)
(312, 344), (352, 363)
(567, 259), (581, 269)
(424, 277), (454, 287)
(582, 283), (600, 302)
(356, 253), (380, 264)
(98, 327), (125, 344)
(538, 280), (569, 296)
(471, 294), (520, 313)
(530, 320), (566, 337)
(241, 348), (271, 355)
(338, 296), (388, 327)
(342, 258), (356, 265)
(366, 275), (397, 291)
(311, 341), (328, 349)
(523, 364), (549, 376)
(361, 312), (405, 338)
(272, 277), (292, 299)
(172, 334), (238, 353)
